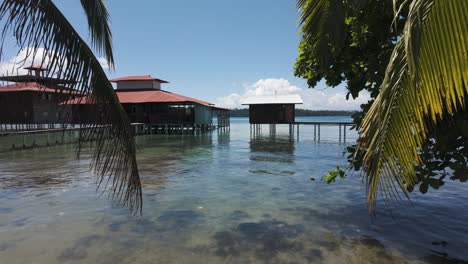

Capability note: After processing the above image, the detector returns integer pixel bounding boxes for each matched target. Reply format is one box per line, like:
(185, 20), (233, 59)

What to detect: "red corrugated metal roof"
(0, 82), (58, 93)
(0, 82), (81, 95)
(110, 75), (169, 83)
(64, 89), (214, 107)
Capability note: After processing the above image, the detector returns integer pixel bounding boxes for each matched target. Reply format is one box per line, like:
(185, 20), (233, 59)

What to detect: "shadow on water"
(248, 133), (297, 177)
(249, 133), (295, 155)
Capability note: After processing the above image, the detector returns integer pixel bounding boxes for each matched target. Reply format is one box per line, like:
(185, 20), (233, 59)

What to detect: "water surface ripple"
(0, 117), (467, 264)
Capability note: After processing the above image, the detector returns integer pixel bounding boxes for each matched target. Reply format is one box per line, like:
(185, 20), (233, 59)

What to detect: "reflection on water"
(0, 117), (467, 263)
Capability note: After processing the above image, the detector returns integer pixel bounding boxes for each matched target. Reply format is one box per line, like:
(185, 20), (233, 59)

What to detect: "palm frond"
(297, 0), (346, 67)
(358, 0), (468, 213)
(0, 0), (142, 213)
(80, 0), (114, 68)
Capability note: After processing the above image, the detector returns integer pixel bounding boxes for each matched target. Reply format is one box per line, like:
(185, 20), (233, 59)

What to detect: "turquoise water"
(0, 116), (467, 263)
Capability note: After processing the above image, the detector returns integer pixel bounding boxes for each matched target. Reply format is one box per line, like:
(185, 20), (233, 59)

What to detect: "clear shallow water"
(0, 116), (467, 264)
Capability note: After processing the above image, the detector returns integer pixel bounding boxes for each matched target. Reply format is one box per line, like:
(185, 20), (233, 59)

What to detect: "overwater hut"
(0, 66), (78, 125)
(242, 94), (303, 124)
(67, 75), (229, 127)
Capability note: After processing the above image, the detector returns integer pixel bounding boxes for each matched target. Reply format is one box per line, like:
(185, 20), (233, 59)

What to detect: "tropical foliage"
(0, 0), (142, 213)
(296, 0), (468, 213)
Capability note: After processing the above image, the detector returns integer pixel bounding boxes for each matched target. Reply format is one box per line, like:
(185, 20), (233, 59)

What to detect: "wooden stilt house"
(242, 94), (303, 124)
(67, 75), (228, 126)
(0, 66), (78, 125)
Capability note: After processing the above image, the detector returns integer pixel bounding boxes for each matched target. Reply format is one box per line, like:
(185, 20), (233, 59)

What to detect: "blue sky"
(1, 0), (369, 110)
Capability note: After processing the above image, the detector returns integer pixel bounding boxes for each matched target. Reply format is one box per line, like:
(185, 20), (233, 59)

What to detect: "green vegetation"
(296, 0), (468, 213)
(0, 0), (141, 213)
(229, 108), (355, 117)
(321, 166), (346, 184)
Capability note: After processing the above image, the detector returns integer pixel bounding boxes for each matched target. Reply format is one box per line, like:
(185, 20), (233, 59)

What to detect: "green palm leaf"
(359, 0), (468, 212)
(297, 0), (346, 67)
(80, 0), (114, 68)
(0, 0), (142, 213)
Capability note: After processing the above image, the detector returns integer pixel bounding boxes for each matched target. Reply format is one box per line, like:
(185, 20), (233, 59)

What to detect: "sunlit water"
(0, 117), (467, 264)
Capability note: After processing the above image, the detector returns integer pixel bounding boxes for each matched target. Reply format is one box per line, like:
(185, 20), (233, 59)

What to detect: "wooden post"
(318, 124), (321, 141)
(339, 124), (342, 143)
(296, 124), (299, 140)
(343, 124), (346, 143)
(314, 124), (316, 141)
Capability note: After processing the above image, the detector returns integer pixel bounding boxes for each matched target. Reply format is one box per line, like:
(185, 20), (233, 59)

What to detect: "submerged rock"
(213, 231), (241, 257)
(316, 239), (339, 251)
(57, 235), (103, 261)
(304, 248), (323, 262)
(108, 221), (123, 232)
(238, 220), (305, 240)
(353, 236), (385, 249)
(130, 218), (158, 234)
(228, 210), (250, 221)
(213, 219), (306, 260)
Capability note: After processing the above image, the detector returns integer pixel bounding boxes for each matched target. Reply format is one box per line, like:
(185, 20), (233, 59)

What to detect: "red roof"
(0, 82), (58, 93)
(64, 89), (214, 107)
(0, 82), (81, 95)
(110, 75), (169, 83)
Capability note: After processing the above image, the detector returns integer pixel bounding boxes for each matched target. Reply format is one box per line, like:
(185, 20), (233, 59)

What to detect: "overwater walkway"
(250, 121), (354, 142)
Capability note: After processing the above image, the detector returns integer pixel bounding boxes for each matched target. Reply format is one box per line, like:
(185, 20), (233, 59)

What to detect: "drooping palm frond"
(80, 0), (114, 68)
(0, 0), (142, 213)
(358, 0), (468, 213)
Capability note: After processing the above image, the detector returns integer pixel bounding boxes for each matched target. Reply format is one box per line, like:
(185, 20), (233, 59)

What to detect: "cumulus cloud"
(0, 48), (109, 77)
(216, 78), (371, 111)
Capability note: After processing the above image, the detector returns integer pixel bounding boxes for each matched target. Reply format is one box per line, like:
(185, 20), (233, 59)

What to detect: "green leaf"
(419, 182), (429, 194)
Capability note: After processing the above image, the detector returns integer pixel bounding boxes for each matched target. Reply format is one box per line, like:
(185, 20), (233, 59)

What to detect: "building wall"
(71, 104), (105, 124)
(0, 91), (72, 124)
(0, 92), (34, 123)
(72, 103), (199, 124)
(123, 103), (195, 124)
(116, 81), (161, 90)
(248, 104), (295, 124)
(194, 105), (213, 125)
(31, 92), (72, 123)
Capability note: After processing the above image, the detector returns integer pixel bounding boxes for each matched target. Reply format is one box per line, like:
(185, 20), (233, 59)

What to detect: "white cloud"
(97, 57), (110, 70)
(216, 78), (371, 110)
(0, 48), (110, 77)
(0, 48), (50, 76)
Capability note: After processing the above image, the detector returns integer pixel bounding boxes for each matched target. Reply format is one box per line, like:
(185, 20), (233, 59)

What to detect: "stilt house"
(242, 94), (303, 124)
(67, 75), (228, 126)
(0, 66), (77, 124)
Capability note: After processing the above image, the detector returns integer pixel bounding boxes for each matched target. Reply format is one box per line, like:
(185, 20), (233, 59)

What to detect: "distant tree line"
(229, 108), (355, 117)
